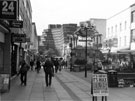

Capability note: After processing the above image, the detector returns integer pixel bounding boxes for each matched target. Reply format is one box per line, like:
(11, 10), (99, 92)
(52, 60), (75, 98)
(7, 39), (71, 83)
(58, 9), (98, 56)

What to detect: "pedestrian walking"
(43, 57), (54, 87)
(53, 58), (59, 73)
(36, 59), (41, 73)
(30, 59), (34, 71)
(18, 60), (30, 86)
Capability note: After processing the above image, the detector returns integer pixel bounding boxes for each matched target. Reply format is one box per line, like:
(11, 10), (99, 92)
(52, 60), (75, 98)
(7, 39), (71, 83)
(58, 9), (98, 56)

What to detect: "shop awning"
(117, 49), (135, 54)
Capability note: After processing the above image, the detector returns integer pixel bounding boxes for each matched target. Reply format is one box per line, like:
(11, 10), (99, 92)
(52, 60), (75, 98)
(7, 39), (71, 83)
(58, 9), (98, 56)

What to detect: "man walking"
(43, 57), (54, 87)
(30, 59), (34, 71)
(53, 58), (59, 73)
(18, 60), (29, 86)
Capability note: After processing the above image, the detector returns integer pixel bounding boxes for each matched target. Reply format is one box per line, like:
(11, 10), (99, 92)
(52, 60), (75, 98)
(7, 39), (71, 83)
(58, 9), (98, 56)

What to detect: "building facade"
(106, 7), (131, 53)
(0, 21), (11, 75)
(130, 4), (135, 51)
(51, 28), (64, 56)
(11, 0), (32, 76)
(29, 23), (38, 60)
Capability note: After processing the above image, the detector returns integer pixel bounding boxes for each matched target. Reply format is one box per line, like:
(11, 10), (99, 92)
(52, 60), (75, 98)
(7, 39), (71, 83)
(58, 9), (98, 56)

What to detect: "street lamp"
(74, 23), (98, 77)
(84, 27), (88, 78)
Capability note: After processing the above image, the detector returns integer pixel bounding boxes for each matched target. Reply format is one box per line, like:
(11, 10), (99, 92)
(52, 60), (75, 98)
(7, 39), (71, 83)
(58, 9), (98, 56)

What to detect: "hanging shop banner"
(92, 74), (109, 96)
(9, 20), (23, 28)
(0, 0), (18, 20)
(12, 33), (26, 43)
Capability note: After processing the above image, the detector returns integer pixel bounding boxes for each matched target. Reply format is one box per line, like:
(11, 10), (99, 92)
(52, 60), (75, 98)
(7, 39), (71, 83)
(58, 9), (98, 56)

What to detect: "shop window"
(0, 43), (4, 70)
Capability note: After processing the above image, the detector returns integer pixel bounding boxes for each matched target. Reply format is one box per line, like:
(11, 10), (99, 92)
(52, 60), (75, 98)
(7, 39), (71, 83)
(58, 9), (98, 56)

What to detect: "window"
(131, 11), (135, 22)
(111, 26), (113, 33)
(108, 28), (110, 36)
(120, 23), (122, 31)
(125, 21), (127, 30)
(115, 25), (117, 33)
(119, 37), (121, 46)
(131, 29), (135, 42)
(124, 36), (126, 46)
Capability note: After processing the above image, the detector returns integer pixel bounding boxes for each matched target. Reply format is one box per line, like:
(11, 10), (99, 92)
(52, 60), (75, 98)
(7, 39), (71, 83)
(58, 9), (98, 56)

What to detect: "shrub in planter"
(74, 59), (86, 65)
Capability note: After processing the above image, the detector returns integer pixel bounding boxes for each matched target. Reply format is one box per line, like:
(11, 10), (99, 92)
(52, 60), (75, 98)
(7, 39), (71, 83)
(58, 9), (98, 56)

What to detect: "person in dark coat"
(53, 58), (59, 73)
(30, 59), (34, 71)
(36, 59), (41, 73)
(18, 60), (29, 86)
(43, 57), (54, 87)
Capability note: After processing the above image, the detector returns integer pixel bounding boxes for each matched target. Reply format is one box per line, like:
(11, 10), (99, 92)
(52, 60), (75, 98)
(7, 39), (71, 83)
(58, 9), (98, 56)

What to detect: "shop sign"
(0, 0), (18, 20)
(12, 33), (26, 43)
(26, 37), (30, 42)
(9, 20), (23, 28)
(0, 74), (10, 92)
(92, 74), (109, 96)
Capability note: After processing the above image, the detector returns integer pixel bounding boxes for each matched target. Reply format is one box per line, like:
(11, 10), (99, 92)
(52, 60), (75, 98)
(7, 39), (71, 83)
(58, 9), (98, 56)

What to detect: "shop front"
(0, 22), (11, 92)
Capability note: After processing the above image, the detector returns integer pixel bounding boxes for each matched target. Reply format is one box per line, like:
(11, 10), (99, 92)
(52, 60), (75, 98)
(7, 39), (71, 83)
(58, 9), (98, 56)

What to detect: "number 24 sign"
(0, 0), (18, 20)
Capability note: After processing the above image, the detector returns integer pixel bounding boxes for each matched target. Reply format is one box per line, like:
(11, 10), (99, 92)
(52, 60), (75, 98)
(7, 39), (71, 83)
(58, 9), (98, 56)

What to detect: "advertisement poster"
(92, 74), (109, 96)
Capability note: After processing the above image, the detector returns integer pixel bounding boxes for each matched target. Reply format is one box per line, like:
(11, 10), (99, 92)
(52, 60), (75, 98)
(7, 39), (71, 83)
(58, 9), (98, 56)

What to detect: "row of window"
(107, 21), (127, 35)
(107, 10), (135, 35)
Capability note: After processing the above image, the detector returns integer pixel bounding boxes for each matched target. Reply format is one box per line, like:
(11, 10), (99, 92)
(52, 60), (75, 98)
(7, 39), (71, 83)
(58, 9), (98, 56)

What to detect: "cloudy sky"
(31, 0), (135, 35)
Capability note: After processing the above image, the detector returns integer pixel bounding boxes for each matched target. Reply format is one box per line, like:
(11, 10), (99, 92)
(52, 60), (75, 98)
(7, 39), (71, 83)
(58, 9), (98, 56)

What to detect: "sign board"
(0, 0), (18, 20)
(9, 20), (23, 28)
(26, 37), (30, 42)
(92, 74), (109, 96)
(12, 33), (26, 43)
(0, 74), (10, 92)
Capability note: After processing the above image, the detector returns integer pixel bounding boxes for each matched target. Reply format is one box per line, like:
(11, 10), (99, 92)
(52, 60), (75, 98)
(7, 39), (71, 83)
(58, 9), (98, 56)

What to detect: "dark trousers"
(30, 65), (34, 71)
(45, 73), (52, 86)
(55, 66), (58, 73)
(20, 72), (27, 85)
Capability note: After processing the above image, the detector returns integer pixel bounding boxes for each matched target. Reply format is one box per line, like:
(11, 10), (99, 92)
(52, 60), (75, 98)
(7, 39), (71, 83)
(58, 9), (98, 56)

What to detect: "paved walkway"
(1, 68), (135, 101)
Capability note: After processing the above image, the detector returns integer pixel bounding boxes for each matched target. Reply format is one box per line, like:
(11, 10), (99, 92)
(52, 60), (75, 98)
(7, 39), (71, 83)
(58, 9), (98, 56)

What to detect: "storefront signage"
(9, 20), (23, 28)
(92, 74), (109, 96)
(0, 0), (18, 20)
(26, 37), (30, 42)
(0, 74), (10, 92)
(12, 33), (26, 43)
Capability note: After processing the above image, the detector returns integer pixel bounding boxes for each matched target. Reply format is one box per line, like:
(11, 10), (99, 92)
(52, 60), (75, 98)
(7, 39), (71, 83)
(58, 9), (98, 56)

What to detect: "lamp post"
(74, 23), (97, 77)
(84, 27), (88, 78)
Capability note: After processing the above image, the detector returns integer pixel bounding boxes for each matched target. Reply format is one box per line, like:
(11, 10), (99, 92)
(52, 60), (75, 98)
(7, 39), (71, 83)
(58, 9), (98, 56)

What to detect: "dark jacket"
(36, 60), (41, 69)
(43, 60), (54, 74)
(19, 63), (29, 74)
(53, 59), (59, 66)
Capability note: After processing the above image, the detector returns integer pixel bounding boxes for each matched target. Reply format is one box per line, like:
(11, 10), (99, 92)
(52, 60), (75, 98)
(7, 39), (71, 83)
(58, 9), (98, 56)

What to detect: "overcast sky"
(31, 0), (135, 35)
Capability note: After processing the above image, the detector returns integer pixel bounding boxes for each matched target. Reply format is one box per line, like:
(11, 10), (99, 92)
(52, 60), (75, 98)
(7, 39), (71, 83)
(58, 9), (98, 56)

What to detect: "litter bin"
(107, 70), (118, 87)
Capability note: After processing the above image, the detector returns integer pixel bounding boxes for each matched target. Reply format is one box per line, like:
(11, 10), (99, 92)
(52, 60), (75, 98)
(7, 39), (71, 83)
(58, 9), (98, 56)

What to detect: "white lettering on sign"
(92, 74), (109, 96)
(2, 1), (15, 14)
(0, 0), (17, 20)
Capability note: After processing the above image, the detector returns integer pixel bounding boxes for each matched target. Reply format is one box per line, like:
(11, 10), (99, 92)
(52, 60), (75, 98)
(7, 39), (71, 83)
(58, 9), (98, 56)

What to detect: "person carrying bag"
(18, 60), (29, 86)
